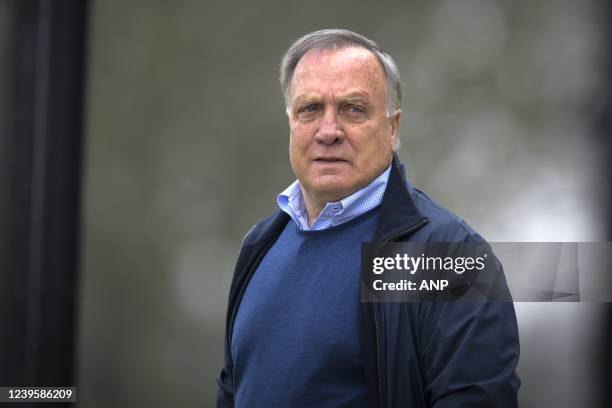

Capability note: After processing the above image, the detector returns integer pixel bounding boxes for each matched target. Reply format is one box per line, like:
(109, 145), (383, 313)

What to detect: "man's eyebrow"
(292, 94), (322, 105)
(337, 92), (371, 103)
(291, 91), (371, 107)
(343, 96), (369, 104)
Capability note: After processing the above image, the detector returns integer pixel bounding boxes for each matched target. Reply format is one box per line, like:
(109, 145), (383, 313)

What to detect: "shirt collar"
(277, 165), (392, 231)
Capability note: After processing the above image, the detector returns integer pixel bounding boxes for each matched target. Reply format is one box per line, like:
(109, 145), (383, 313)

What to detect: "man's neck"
(302, 189), (334, 227)
(300, 164), (393, 227)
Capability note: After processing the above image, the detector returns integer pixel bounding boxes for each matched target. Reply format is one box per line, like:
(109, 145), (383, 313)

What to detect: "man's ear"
(390, 109), (402, 150)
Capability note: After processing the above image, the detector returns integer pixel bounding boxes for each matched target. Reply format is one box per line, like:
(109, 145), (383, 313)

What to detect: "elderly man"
(217, 29), (520, 407)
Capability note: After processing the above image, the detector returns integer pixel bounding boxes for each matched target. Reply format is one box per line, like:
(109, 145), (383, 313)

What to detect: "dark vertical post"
(0, 0), (89, 400)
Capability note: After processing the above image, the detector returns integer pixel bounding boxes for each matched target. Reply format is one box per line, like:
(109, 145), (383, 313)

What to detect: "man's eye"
(298, 103), (318, 113)
(344, 105), (366, 116)
(296, 104), (319, 119)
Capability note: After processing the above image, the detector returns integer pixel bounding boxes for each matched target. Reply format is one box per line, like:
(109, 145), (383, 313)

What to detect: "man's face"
(288, 47), (400, 205)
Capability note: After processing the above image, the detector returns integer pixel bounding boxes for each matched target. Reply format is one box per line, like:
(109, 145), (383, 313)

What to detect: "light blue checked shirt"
(277, 165), (391, 231)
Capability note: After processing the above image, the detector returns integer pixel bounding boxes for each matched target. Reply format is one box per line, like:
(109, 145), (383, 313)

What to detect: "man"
(217, 29), (520, 407)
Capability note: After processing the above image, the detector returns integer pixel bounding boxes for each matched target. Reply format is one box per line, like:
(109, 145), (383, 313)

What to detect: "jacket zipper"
(371, 300), (383, 408)
(371, 219), (429, 408)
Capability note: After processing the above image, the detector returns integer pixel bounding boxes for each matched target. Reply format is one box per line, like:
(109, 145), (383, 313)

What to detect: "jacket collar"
(245, 153), (428, 245)
(373, 153), (429, 241)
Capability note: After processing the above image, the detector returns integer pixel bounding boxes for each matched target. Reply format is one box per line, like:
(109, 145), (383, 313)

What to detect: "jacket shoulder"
(408, 185), (485, 243)
(241, 210), (290, 247)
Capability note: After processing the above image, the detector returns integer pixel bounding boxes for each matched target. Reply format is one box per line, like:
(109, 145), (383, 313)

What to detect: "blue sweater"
(231, 208), (380, 407)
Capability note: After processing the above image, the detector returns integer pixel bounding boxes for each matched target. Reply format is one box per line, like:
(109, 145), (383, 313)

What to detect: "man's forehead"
(290, 47), (385, 100)
(293, 90), (371, 104)
(300, 46), (376, 63)
(293, 46), (383, 79)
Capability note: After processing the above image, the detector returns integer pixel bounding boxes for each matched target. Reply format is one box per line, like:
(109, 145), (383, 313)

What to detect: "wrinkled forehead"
(290, 47), (386, 97)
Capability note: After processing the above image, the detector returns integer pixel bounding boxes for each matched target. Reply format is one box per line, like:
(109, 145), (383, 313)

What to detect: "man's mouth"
(314, 157), (347, 163)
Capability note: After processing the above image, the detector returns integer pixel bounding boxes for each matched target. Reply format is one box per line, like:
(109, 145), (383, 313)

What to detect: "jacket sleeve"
(403, 212), (521, 406)
(216, 266), (239, 408)
(216, 350), (234, 407)
(216, 225), (260, 408)
(418, 288), (521, 407)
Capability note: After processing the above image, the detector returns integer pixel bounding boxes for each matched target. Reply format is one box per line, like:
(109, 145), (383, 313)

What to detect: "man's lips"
(313, 157), (348, 163)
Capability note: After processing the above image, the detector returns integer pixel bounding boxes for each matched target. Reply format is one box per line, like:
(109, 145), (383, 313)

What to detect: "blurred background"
(1, 0), (611, 407)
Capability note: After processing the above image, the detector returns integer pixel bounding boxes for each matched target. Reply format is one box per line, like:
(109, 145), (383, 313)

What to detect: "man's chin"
(307, 178), (356, 202)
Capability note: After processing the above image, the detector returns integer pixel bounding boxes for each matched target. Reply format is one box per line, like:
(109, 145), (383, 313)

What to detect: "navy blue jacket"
(217, 155), (520, 407)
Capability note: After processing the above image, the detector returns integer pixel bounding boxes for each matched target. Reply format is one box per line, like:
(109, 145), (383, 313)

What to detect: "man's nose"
(315, 107), (344, 145)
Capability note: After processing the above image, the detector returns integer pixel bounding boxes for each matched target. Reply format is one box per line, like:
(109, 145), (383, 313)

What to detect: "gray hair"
(280, 29), (402, 118)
